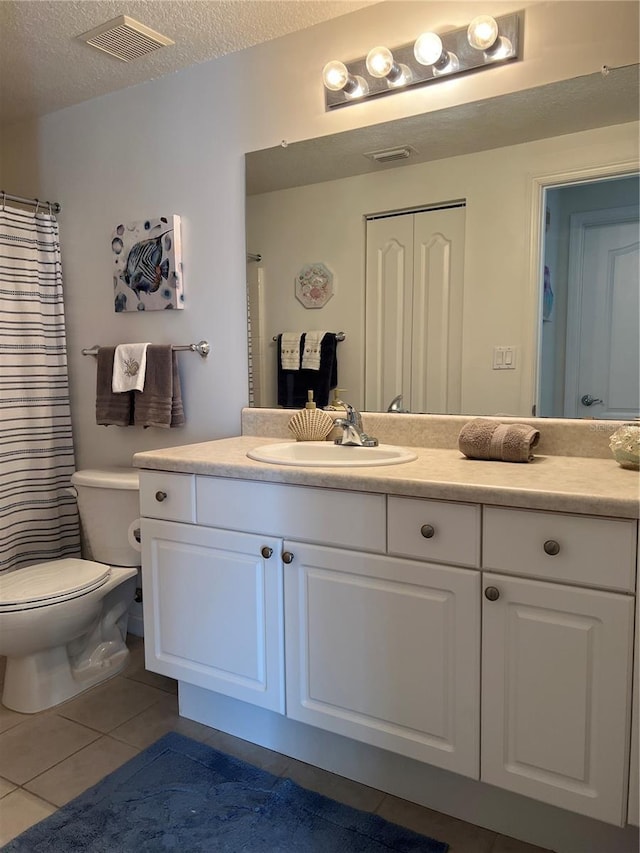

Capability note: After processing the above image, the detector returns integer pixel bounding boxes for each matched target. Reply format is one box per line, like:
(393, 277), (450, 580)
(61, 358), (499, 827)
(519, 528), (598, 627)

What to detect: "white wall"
(1, 1), (638, 466)
(248, 122), (639, 415)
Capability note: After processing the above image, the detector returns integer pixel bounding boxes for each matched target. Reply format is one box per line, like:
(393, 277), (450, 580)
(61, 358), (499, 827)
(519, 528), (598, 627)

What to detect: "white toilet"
(0, 468), (140, 713)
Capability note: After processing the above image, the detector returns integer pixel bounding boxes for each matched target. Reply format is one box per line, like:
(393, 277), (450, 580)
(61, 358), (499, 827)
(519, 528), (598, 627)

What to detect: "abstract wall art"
(112, 215), (184, 312)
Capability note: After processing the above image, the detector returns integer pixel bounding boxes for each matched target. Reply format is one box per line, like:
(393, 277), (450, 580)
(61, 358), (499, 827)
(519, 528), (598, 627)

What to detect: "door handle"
(581, 394), (603, 407)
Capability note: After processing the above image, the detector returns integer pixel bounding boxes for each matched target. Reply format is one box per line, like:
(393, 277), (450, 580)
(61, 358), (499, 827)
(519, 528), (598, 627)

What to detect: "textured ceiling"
(0, 0), (375, 125)
(246, 66), (640, 194)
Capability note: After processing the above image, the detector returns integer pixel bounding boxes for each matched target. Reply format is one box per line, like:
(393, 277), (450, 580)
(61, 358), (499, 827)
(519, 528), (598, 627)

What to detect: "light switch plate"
(493, 346), (516, 369)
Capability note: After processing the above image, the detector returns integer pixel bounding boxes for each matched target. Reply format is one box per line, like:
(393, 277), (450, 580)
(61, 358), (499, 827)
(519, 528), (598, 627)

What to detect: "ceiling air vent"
(364, 146), (417, 165)
(77, 16), (174, 62)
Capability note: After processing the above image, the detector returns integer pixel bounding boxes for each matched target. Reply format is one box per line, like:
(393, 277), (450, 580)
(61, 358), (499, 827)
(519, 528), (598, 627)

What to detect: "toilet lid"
(0, 559), (110, 611)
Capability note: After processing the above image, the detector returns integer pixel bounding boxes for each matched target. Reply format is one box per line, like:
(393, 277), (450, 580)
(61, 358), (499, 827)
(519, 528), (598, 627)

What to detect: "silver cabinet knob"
(581, 394), (603, 407)
(282, 551), (294, 564)
(484, 586), (500, 601)
(420, 524), (435, 539)
(543, 539), (560, 556)
(261, 546), (273, 559)
(155, 491), (167, 502)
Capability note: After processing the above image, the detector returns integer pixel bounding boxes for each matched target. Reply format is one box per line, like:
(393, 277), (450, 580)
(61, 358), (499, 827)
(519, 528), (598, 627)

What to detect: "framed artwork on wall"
(112, 215), (184, 312)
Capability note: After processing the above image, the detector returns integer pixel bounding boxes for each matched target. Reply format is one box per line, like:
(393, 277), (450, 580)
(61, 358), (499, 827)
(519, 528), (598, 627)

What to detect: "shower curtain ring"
(47, 202), (52, 216)
(34, 199), (41, 217)
(0, 191), (5, 211)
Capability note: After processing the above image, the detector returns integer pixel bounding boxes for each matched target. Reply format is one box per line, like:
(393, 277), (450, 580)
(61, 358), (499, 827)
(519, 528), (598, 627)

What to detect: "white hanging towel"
(280, 333), (302, 370)
(112, 343), (151, 392)
(301, 331), (328, 370)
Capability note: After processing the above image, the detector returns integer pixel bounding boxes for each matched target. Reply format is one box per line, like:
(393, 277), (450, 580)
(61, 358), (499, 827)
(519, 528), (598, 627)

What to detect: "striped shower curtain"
(0, 204), (81, 572)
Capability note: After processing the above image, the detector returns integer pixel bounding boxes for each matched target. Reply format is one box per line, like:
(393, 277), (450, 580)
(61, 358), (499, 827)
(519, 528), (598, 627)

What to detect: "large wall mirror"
(245, 68), (639, 419)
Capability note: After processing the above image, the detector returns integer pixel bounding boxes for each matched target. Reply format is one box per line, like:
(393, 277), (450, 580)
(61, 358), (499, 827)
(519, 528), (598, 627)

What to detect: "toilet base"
(2, 642), (131, 714)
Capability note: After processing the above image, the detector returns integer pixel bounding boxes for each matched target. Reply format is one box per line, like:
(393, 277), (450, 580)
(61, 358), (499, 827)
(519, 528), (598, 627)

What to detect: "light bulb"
(322, 60), (349, 92)
(366, 46), (395, 78)
(344, 75), (369, 99)
(484, 37), (514, 61)
(467, 15), (499, 51)
(433, 52), (460, 76)
(414, 32), (445, 66)
(387, 64), (413, 88)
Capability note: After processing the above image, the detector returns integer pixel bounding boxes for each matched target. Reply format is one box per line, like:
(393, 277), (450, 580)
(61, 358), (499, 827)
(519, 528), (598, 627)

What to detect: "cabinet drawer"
(139, 471), (196, 523)
(388, 496), (481, 567)
(483, 507), (637, 591)
(196, 477), (385, 553)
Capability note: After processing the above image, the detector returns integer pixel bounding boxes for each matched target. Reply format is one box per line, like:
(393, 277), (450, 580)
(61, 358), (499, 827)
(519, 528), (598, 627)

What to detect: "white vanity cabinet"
(141, 513), (285, 713)
(138, 468), (638, 831)
(482, 507), (637, 826)
(284, 541), (480, 778)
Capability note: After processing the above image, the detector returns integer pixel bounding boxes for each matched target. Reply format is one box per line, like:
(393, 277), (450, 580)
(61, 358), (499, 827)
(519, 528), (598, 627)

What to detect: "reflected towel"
(458, 418), (540, 462)
(133, 346), (185, 428)
(112, 343), (151, 392)
(280, 333), (302, 370)
(301, 331), (327, 370)
(96, 347), (133, 426)
(278, 332), (337, 409)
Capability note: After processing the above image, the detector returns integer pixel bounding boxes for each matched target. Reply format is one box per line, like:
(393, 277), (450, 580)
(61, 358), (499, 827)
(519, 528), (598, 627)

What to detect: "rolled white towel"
(112, 343), (151, 392)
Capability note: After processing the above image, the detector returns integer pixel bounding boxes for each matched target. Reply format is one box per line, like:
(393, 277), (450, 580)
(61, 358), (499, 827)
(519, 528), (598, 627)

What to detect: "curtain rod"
(1, 191), (61, 214)
(82, 341), (210, 358)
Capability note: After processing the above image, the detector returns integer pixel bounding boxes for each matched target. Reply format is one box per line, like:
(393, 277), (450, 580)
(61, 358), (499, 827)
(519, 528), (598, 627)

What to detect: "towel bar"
(82, 341), (210, 358)
(272, 332), (345, 342)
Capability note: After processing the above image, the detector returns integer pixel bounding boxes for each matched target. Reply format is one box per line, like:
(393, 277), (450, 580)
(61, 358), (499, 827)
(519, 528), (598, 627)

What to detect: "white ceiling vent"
(364, 146), (417, 164)
(77, 16), (174, 62)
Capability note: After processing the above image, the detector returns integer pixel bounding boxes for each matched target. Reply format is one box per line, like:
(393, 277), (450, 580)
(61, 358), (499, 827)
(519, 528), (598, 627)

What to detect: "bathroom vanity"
(134, 413), (639, 853)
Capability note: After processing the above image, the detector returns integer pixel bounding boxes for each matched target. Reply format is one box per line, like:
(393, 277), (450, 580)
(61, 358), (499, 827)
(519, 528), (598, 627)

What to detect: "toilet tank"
(71, 468), (140, 567)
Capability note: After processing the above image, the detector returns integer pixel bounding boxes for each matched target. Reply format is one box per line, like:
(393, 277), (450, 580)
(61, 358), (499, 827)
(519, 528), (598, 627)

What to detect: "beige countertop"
(133, 436), (640, 519)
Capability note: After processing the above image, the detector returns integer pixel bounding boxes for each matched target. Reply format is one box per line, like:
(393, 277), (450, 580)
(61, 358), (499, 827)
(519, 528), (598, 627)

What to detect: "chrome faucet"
(387, 394), (408, 413)
(334, 404), (378, 447)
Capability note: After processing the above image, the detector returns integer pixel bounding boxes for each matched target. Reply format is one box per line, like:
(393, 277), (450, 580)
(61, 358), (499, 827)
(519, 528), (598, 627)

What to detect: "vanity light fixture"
(323, 11), (520, 110)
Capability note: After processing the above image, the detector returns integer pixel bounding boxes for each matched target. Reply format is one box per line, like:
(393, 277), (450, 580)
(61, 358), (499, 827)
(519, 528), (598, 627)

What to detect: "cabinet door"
(284, 542), (480, 778)
(482, 572), (634, 825)
(141, 519), (284, 713)
(628, 589), (639, 826)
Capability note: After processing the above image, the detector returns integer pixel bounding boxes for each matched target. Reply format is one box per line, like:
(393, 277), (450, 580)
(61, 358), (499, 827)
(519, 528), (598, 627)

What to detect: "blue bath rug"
(3, 732), (448, 852)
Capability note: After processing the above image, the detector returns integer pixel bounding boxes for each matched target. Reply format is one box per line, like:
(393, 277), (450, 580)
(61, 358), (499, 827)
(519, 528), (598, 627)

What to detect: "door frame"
(525, 159), (639, 417)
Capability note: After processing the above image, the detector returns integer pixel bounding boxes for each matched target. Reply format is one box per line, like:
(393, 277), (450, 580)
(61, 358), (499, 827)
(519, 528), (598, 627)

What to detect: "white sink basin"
(247, 441), (418, 467)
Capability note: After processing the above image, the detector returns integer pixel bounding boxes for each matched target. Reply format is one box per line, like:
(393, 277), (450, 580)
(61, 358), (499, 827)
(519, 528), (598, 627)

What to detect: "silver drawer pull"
(484, 586), (500, 601)
(420, 524), (435, 539)
(155, 491), (168, 502)
(282, 551), (294, 564)
(133, 528), (141, 543)
(543, 539), (560, 556)
(261, 546), (273, 559)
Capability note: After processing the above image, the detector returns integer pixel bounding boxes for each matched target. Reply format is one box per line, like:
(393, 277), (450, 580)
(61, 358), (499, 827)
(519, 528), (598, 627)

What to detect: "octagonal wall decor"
(295, 262), (335, 309)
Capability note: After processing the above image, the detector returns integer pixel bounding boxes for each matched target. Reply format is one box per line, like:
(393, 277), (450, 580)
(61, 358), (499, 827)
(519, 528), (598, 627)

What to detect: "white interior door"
(564, 206), (639, 419)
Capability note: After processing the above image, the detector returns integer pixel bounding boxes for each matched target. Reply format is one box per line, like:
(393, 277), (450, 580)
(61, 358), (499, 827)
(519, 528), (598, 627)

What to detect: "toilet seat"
(0, 559), (111, 612)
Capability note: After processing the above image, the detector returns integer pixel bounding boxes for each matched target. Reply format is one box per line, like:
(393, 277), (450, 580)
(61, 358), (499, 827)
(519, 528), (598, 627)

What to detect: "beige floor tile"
(0, 777), (16, 798)
(204, 729), (292, 777)
(55, 674), (166, 733)
(24, 735), (139, 807)
(123, 657), (178, 694)
(0, 714), (100, 785)
(0, 703), (30, 735)
(282, 757), (386, 813)
(491, 833), (554, 853)
(109, 693), (213, 749)
(376, 794), (497, 853)
(0, 788), (56, 846)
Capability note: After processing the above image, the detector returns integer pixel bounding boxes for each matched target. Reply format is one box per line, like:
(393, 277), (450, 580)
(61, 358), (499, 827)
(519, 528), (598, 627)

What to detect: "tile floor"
(0, 636), (552, 852)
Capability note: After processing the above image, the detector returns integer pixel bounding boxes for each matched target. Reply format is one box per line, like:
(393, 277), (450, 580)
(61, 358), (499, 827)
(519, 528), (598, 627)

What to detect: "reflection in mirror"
(246, 69), (639, 417)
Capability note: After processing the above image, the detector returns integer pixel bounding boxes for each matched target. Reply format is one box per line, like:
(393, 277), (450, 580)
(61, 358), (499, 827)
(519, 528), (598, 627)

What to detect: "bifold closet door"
(365, 206), (465, 413)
